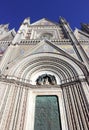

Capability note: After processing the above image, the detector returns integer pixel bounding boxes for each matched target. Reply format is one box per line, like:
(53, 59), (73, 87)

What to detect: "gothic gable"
(31, 18), (58, 26)
(6, 39), (85, 71)
(0, 24), (16, 41)
(25, 40), (61, 54)
(0, 27), (16, 57)
(74, 28), (89, 40)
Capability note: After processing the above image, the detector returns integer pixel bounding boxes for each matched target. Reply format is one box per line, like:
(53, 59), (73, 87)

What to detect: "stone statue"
(36, 74), (57, 85)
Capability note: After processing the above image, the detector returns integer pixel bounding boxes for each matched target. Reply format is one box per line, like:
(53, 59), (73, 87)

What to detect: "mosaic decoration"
(0, 46), (5, 54)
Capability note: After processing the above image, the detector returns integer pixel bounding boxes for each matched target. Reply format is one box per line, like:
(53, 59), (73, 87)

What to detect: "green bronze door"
(34, 95), (62, 130)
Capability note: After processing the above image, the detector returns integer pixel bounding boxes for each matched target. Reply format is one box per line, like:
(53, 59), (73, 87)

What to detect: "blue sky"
(0, 0), (89, 30)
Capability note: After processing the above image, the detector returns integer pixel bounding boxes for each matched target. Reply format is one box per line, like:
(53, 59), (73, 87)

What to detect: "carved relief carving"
(36, 74), (57, 85)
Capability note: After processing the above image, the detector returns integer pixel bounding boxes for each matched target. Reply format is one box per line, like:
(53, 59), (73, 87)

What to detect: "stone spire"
(60, 17), (89, 71)
(12, 17), (30, 44)
(0, 18), (30, 74)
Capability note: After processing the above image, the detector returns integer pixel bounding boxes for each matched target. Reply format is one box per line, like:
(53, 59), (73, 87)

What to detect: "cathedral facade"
(0, 17), (89, 130)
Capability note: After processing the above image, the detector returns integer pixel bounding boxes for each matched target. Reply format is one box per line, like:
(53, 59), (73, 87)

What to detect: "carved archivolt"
(9, 53), (84, 85)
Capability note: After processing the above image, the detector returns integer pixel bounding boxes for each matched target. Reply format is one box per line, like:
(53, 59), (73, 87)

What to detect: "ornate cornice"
(0, 75), (86, 89)
(0, 41), (11, 44)
(19, 39), (71, 44)
(0, 40), (89, 45)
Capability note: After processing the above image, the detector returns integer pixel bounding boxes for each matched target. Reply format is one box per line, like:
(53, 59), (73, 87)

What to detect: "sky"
(0, 0), (89, 31)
